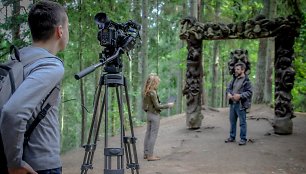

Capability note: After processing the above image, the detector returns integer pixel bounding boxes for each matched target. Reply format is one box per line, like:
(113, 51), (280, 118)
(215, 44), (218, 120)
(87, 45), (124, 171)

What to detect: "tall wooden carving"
(273, 16), (300, 134)
(180, 15), (301, 134)
(180, 17), (204, 129)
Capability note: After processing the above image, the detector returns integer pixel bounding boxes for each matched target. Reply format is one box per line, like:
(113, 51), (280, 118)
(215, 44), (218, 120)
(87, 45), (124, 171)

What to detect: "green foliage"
(221, 0), (263, 22)
(1, 0), (305, 153)
(0, 5), (29, 61)
(292, 16), (306, 112)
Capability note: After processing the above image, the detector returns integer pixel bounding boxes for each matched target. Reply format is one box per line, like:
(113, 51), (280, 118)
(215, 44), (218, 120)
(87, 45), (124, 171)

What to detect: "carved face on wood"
(275, 67), (295, 91)
(281, 67), (295, 91)
(275, 91), (293, 118)
(276, 56), (292, 70)
(228, 49), (250, 75)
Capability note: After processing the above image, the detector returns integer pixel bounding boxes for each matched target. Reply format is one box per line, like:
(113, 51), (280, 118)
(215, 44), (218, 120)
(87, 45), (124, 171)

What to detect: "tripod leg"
(104, 84), (109, 169)
(115, 86), (124, 168)
(104, 82), (124, 174)
(114, 86), (134, 173)
(123, 78), (140, 174)
(81, 81), (106, 174)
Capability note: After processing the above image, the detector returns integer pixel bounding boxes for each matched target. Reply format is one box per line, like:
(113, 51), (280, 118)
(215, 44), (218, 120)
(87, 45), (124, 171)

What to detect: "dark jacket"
(226, 75), (252, 110)
(143, 90), (170, 114)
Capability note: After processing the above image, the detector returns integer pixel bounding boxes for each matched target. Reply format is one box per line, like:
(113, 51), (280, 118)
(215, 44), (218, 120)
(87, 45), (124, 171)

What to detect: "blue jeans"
(37, 167), (62, 174)
(229, 103), (247, 141)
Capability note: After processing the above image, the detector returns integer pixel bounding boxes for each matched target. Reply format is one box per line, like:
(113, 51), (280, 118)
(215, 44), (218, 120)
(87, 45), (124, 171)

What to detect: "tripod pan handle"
(75, 62), (103, 80)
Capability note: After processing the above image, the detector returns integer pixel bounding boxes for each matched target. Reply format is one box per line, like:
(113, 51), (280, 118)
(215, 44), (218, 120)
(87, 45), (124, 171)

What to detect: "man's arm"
(0, 58), (64, 169)
(226, 79), (234, 99)
(240, 80), (253, 100)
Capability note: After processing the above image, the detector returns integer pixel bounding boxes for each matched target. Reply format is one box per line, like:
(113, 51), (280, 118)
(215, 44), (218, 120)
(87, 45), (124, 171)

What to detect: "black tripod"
(75, 48), (139, 174)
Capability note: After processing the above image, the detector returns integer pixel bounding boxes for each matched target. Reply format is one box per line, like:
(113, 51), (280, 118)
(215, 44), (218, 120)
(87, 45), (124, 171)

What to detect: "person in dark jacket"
(142, 74), (174, 161)
(225, 62), (252, 145)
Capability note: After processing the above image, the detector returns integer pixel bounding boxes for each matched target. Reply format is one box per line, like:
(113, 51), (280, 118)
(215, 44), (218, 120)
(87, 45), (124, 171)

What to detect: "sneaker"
(239, 140), (246, 146)
(225, 138), (235, 143)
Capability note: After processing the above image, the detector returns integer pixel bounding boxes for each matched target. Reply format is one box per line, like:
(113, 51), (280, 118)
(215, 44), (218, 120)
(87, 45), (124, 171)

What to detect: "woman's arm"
(149, 91), (171, 110)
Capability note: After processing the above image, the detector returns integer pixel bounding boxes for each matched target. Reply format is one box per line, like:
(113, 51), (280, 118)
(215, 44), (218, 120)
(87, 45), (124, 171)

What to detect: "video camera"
(95, 13), (141, 52)
(74, 13), (141, 79)
(94, 12), (141, 73)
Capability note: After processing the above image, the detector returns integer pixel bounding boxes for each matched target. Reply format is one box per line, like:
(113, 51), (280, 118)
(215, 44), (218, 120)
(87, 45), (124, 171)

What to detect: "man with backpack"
(0, 1), (69, 174)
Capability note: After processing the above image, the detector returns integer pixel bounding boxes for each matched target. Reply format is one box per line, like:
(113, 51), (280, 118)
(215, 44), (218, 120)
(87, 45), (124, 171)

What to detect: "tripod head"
(74, 47), (124, 80)
(101, 47), (124, 74)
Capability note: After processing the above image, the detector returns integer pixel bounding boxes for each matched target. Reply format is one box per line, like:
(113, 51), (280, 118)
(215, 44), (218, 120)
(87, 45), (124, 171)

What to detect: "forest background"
(0, 0), (305, 153)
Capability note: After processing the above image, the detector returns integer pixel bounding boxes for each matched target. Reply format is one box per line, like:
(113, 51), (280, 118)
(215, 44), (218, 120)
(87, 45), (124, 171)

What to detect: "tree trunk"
(176, 2), (187, 114)
(253, 39), (267, 104)
(211, 41), (220, 107)
(189, 0), (198, 17)
(197, 0), (206, 106)
(156, 0), (160, 75)
(264, 0), (276, 104)
(221, 62), (225, 107)
(253, 0), (269, 104)
(131, 0), (141, 120)
(176, 42), (183, 114)
(12, 0), (21, 42)
(77, 0), (87, 146)
(201, 0), (211, 105)
(60, 88), (65, 148)
(140, 0), (149, 121)
(210, 0), (221, 107)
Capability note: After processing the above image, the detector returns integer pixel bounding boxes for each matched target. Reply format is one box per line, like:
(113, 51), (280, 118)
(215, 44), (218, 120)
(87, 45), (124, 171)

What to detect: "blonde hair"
(143, 73), (160, 96)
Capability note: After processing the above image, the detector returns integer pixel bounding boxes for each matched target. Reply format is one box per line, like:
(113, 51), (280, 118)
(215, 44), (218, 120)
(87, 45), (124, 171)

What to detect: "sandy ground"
(62, 105), (306, 174)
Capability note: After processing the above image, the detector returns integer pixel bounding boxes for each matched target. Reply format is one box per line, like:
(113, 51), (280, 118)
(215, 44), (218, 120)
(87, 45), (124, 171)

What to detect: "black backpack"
(0, 46), (57, 173)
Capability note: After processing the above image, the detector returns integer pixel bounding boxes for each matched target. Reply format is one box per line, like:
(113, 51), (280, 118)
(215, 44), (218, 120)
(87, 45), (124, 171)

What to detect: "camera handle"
(75, 48), (124, 80)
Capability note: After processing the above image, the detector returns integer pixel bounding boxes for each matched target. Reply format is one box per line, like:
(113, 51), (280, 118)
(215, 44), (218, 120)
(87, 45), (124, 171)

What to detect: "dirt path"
(62, 105), (306, 174)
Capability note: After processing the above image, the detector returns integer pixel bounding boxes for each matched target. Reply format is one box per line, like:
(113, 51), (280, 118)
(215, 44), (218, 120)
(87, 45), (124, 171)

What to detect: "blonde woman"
(142, 74), (174, 161)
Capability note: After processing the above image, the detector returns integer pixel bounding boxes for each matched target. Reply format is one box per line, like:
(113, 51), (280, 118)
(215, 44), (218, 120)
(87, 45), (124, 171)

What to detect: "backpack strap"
(9, 45), (20, 62)
(8, 46), (61, 146)
(10, 45), (59, 68)
(23, 86), (60, 146)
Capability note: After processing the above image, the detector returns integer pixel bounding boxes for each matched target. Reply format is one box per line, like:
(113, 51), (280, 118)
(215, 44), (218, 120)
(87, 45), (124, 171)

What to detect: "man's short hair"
(235, 62), (246, 70)
(28, 1), (67, 42)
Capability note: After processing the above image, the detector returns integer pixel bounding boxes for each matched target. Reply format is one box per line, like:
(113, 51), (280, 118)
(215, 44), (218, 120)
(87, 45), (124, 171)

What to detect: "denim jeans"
(37, 167), (62, 174)
(229, 103), (247, 141)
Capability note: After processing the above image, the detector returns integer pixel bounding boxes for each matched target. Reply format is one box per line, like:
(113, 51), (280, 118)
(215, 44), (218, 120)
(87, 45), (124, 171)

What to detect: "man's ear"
(55, 25), (63, 39)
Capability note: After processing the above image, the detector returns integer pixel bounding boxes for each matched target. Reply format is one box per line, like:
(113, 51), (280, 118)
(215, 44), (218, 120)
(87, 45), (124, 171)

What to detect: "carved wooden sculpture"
(181, 17), (204, 129)
(228, 49), (251, 75)
(180, 15), (301, 134)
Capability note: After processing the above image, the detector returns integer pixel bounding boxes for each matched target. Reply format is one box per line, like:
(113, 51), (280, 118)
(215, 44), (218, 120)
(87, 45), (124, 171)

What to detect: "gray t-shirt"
(232, 76), (245, 94)
(0, 46), (64, 171)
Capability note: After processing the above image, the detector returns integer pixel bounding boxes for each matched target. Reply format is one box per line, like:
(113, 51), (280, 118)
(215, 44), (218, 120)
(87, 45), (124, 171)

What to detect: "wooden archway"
(179, 15), (301, 134)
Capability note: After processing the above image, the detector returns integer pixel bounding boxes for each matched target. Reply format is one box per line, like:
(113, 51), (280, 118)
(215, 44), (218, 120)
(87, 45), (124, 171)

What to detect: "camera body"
(95, 13), (141, 52)
(94, 13), (140, 73)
